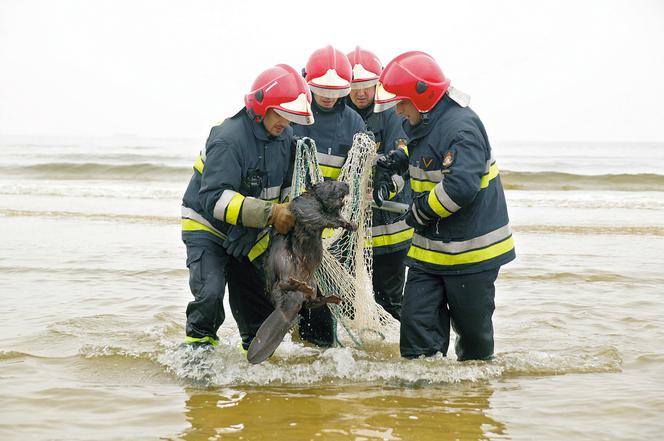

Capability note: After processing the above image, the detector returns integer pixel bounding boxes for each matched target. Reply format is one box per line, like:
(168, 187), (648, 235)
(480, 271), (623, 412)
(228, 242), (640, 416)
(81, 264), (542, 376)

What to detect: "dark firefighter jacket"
(403, 94), (515, 275)
(292, 99), (365, 181)
(181, 108), (294, 261)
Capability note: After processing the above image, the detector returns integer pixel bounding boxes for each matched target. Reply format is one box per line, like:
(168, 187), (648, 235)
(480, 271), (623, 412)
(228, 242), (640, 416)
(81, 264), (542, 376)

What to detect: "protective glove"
(223, 225), (261, 258)
(376, 147), (409, 175)
(291, 135), (315, 151)
(404, 193), (436, 232)
(372, 166), (396, 207)
(269, 202), (295, 235)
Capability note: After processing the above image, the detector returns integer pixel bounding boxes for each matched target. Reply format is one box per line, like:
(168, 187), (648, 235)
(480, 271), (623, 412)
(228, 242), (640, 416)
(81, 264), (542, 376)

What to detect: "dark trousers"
(400, 267), (499, 361)
(372, 248), (408, 321)
(184, 235), (230, 340)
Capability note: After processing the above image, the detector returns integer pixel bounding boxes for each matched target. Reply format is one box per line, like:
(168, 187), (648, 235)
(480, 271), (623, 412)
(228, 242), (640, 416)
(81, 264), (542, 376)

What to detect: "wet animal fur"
(247, 181), (357, 364)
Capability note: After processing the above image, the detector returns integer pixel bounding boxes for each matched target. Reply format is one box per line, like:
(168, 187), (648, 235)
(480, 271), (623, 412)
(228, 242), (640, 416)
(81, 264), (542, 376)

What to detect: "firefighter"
(180, 64), (314, 349)
(374, 51), (515, 361)
(290, 45), (367, 347)
(346, 46), (412, 321)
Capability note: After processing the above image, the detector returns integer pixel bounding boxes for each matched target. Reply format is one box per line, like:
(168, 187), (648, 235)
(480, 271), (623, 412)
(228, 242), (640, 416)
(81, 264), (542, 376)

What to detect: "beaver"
(247, 180), (357, 364)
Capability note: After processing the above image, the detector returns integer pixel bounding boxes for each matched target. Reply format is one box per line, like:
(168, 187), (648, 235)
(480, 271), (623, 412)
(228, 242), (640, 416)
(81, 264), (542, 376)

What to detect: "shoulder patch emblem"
(422, 158), (433, 168)
(442, 151), (454, 168)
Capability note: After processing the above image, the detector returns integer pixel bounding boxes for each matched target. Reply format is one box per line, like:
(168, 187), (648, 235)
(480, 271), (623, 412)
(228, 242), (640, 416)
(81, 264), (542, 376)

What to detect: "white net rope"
(290, 134), (400, 349)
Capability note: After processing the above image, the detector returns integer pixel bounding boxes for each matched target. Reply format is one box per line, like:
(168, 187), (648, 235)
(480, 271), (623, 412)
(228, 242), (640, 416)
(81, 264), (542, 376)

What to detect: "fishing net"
(290, 134), (400, 349)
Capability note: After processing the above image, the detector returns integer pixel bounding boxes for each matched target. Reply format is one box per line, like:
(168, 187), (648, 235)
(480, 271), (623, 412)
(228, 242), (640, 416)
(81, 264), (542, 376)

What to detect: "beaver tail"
(247, 290), (304, 364)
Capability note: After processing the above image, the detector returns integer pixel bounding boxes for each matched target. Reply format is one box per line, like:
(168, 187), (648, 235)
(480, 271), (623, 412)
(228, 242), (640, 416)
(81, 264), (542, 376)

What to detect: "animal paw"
(343, 221), (358, 231)
(280, 277), (315, 299)
(304, 294), (342, 309)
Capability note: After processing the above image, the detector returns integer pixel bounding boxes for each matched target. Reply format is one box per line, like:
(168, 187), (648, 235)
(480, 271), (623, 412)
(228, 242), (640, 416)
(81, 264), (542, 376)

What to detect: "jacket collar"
(239, 108), (286, 142)
(346, 98), (374, 121)
(312, 98), (346, 115)
(403, 94), (455, 141)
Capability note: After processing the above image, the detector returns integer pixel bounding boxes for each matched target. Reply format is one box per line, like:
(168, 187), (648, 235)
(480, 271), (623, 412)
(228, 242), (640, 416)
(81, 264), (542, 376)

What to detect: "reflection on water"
(178, 383), (506, 441)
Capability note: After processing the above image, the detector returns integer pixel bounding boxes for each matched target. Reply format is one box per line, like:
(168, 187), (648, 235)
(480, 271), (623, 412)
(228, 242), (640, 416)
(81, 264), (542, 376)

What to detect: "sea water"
(1, 135), (663, 440)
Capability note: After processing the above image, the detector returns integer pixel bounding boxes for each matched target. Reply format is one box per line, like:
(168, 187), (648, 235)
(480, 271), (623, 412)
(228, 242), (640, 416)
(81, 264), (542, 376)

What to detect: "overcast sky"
(1, 0), (663, 142)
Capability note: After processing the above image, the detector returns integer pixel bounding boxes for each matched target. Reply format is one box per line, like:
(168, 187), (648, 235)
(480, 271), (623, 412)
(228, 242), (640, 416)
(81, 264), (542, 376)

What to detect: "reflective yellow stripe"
(322, 228), (335, 238)
(320, 165), (342, 180)
(480, 163), (499, 189)
(193, 154), (205, 174)
(248, 232), (270, 262)
(427, 189), (452, 218)
(402, 146), (409, 156)
(184, 336), (219, 346)
(411, 179), (436, 192)
(181, 219), (225, 239)
(408, 235), (514, 266)
(372, 228), (414, 247)
(388, 190), (397, 200)
(226, 193), (244, 225)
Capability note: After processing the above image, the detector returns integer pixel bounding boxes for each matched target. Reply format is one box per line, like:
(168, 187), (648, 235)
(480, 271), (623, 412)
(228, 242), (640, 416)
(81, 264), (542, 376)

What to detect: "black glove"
(222, 226), (261, 258)
(404, 193), (436, 232)
(372, 166), (396, 207)
(291, 135), (314, 151)
(376, 148), (409, 175)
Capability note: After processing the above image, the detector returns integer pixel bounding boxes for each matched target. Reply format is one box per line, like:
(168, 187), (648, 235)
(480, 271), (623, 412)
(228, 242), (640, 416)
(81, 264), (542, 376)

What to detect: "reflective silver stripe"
(393, 175), (405, 193)
(280, 186), (291, 202)
(240, 197), (273, 228)
(201, 148), (207, 161)
(260, 185), (281, 201)
(372, 220), (410, 237)
(485, 158), (495, 173)
(433, 180), (461, 213)
(409, 165), (442, 182)
(412, 203), (430, 224)
(317, 152), (346, 167)
(181, 206), (223, 235)
(412, 224), (512, 254)
(213, 189), (239, 221)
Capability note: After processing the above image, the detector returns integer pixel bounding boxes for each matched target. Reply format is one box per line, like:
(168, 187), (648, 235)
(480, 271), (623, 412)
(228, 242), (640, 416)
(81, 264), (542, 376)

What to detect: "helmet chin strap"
(246, 107), (262, 123)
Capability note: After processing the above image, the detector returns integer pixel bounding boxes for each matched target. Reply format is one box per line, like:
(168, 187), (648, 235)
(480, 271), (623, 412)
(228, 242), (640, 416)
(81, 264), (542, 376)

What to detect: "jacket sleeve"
(199, 140), (273, 228)
(382, 110), (409, 199)
(426, 129), (487, 219)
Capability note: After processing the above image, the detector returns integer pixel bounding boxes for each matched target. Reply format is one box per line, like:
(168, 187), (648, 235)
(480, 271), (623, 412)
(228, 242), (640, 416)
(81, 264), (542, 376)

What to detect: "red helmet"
(347, 46), (382, 89)
(244, 64), (314, 125)
(374, 51), (451, 113)
(303, 45), (352, 98)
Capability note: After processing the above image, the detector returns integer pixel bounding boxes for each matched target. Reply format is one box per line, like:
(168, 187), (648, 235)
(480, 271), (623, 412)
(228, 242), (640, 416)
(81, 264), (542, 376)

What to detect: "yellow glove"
(269, 203), (295, 234)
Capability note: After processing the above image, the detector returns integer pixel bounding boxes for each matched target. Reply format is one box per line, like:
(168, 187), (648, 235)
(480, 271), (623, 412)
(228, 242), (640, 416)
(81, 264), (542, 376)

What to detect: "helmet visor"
(274, 108), (314, 125)
(274, 93), (315, 125)
(373, 81), (400, 113)
(309, 84), (351, 98)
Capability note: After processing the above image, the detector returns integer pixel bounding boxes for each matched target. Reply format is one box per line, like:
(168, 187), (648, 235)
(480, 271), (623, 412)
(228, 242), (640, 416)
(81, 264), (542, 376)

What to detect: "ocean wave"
(0, 350), (31, 361)
(3, 162), (664, 191)
(0, 264), (187, 278)
(0, 208), (177, 224)
(512, 224), (664, 236)
(502, 171), (664, 191)
(155, 339), (622, 387)
(5, 327), (623, 387)
(499, 269), (660, 284)
(0, 181), (182, 199)
(0, 162), (193, 181)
